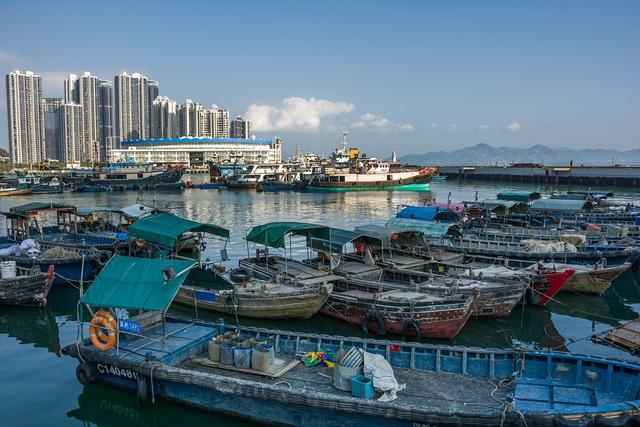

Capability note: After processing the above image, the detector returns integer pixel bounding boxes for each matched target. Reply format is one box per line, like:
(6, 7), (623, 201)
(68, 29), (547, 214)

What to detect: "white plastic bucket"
(1, 261), (16, 279)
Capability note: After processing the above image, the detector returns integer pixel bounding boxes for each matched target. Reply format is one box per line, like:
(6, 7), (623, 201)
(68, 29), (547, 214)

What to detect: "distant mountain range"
(400, 143), (640, 166)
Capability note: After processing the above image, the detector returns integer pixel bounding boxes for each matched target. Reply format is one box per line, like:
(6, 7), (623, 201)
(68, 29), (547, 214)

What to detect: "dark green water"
(1, 181), (640, 427)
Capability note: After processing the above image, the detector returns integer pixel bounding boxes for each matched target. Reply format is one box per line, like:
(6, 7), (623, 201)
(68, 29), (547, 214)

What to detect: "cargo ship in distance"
(304, 131), (436, 192)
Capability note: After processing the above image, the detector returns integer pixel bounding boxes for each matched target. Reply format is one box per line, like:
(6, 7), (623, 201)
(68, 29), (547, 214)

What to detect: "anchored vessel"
(63, 260), (640, 427)
(304, 132), (436, 192)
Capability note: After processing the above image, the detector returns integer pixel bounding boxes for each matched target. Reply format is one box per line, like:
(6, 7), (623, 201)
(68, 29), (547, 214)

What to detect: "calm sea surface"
(2, 180), (640, 426)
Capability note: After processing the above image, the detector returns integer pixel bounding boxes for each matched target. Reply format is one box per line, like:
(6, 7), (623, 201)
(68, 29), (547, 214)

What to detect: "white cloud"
(507, 121), (522, 132)
(245, 97), (354, 133)
(479, 124), (489, 130)
(0, 51), (20, 65)
(350, 113), (414, 132)
(448, 124), (460, 132)
(431, 123), (438, 128)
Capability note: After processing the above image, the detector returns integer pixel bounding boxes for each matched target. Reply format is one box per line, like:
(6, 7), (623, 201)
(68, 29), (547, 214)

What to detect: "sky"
(0, 0), (638, 158)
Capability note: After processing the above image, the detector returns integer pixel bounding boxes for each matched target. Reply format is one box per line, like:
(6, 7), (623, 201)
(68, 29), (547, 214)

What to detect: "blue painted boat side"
(62, 316), (640, 424)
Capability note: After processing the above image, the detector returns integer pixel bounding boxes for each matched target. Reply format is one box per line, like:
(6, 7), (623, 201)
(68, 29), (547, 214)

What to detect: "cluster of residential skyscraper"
(5, 69), (251, 165)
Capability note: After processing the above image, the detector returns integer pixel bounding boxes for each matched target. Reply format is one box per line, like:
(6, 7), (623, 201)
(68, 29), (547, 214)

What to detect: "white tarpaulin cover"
(362, 350), (406, 402)
(521, 239), (578, 253)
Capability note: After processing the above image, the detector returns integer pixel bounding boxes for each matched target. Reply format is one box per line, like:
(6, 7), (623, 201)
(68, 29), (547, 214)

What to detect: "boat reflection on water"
(67, 384), (255, 427)
(0, 304), (61, 356)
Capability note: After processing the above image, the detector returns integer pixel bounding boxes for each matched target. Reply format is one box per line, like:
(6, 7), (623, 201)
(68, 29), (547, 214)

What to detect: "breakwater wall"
(436, 165), (640, 187)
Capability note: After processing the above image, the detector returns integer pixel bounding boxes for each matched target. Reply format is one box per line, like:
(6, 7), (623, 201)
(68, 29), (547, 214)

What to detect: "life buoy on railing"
(89, 311), (117, 351)
(354, 239), (365, 255)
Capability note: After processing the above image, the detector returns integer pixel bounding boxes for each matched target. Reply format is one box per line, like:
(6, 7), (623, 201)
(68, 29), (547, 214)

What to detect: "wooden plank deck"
(595, 319), (640, 353)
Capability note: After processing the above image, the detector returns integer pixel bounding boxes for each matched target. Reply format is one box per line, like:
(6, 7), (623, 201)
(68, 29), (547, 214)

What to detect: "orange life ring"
(355, 240), (365, 254)
(135, 239), (146, 249)
(89, 312), (117, 351)
(390, 233), (399, 241)
(319, 252), (329, 262)
(92, 310), (118, 343)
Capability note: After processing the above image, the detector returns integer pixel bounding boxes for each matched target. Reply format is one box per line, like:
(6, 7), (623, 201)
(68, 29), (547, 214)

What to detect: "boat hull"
(173, 284), (331, 320)
(0, 272), (51, 307)
(4, 256), (99, 285)
(306, 168), (434, 192)
(225, 182), (257, 189)
(306, 183), (430, 192)
(562, 263), (629, 295)
(323, 290), (472, 339)
(63, 317), (640, 427)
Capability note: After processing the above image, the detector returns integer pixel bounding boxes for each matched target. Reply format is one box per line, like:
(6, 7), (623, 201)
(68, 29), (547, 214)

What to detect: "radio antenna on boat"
(341, 130), (349, 152)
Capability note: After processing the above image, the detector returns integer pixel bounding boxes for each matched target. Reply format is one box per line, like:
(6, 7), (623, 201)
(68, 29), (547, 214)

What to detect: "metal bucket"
(333, 364), (362, 391)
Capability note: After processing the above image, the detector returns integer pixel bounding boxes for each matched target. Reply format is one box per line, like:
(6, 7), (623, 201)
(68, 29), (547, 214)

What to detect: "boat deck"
(179, 355), (508, 415)
(113, 321), (216, 364)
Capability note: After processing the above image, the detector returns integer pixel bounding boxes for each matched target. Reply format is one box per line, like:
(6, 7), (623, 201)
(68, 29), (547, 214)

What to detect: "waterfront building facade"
(151, 96), (179, 139)
(61, 103), (84, 164)
(5, 70), (45, 164)
(109, 137), (283, 166)
(114, 71), (151, 144)
(64, 72), (113, 162)
(231, 116), (250, 139)
(178, 100), (202, 137)
(98, 80), (113, 161)
(41, 97), (64, 160)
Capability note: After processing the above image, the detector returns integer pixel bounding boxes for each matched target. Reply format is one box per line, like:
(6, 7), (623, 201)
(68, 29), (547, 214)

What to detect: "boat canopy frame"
(1, 202), (76, 241)
(78, 255), (199, 361)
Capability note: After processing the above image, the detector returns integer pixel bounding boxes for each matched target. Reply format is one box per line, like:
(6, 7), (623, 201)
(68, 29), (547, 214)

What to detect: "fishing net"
(42, 247), (78, 259)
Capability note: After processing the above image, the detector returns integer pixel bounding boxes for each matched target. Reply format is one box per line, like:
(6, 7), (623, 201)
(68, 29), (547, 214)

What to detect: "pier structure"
(436, 164), (640, 187)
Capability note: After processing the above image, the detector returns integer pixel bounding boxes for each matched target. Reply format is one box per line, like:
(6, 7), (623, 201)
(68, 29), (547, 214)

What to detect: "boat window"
(339, 176), (345, 182)
(387, 174), (392, 181)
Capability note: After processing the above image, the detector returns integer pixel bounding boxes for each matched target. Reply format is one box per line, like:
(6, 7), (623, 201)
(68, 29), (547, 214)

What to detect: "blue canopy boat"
(63, 255), (640, 426)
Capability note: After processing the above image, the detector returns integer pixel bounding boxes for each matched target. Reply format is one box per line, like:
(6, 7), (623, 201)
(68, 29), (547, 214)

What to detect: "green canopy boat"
(128, 213), (230, 258)
(496, 191), (541, 203)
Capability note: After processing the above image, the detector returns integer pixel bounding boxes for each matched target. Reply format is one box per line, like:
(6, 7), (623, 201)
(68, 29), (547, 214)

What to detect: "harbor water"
(2, 180), (640, 427)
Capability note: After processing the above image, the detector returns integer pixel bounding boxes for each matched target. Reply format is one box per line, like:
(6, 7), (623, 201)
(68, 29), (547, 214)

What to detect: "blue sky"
(1, 0), (638, 157)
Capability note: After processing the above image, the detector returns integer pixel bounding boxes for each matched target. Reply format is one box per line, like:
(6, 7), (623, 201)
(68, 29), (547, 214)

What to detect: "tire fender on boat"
(98, 250), (111, 266)
(401, 318), (421, 340)
(136, 375), (149, 406)
(229, 268), (251, 283)
(593, 414), (631, 427)
(76, 363), (95, 385)
(553, 415), (594, 427)
(361, 313), (385, 336)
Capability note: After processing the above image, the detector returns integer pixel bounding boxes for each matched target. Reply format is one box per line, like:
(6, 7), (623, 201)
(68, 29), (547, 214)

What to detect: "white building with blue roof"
(109, 136), (283, 166)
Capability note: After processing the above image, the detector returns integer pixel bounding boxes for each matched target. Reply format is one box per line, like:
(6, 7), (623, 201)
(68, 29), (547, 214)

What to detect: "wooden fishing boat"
(63, 255), (640, 427)
(64, 316), (640, 426)
(428, 236), (640, 268)
(328, 252), (527, 318)
(0, 266), (53, 307)
(546, 262), (630, 295)
(1, 243), (102, 285)
(0, 184), (31, 196)
(173, 267), (332, 320)
(428, 251), (625, 297)
(242, 254), (473, 338)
